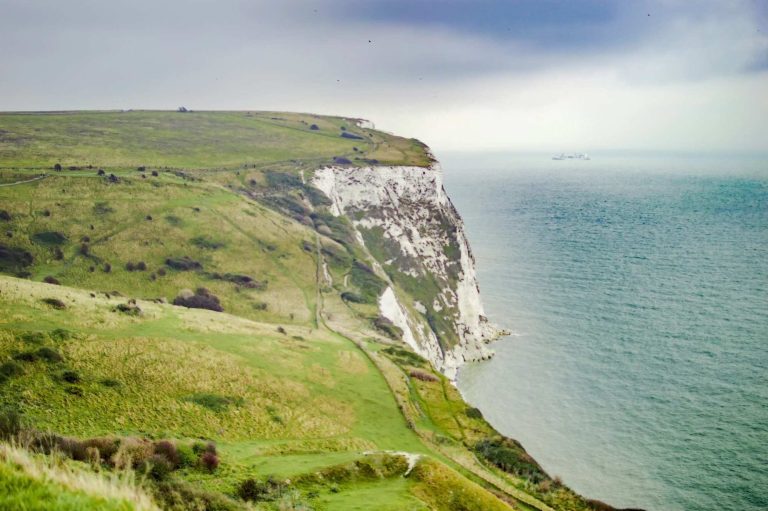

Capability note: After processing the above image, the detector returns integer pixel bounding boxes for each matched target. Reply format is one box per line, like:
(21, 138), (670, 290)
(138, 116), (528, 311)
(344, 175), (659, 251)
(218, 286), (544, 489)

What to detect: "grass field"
(0, 110), (431, 169)
(0, 111), (603, 511)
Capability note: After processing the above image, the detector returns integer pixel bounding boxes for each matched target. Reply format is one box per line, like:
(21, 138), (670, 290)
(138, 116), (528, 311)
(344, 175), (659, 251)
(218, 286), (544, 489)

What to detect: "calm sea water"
(443, 152), (768, 511)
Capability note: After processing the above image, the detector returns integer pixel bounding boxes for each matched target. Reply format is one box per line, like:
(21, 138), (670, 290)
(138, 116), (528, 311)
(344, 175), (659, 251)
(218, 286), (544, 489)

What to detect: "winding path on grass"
(0, 174), (48, 187)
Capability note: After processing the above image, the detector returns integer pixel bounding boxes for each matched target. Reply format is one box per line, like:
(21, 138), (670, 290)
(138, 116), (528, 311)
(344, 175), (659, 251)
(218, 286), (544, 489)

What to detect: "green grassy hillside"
(0, 110), (431, 169)
(0, 111), (613, 511)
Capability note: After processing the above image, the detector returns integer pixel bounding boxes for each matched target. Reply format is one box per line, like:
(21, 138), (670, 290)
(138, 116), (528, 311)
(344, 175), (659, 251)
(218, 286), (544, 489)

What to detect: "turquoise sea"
(443, 153), (768, 511)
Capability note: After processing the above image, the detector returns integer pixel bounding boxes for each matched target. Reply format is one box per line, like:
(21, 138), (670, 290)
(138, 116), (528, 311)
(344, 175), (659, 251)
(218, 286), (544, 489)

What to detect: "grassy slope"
(0, 111), (601, 511)
(0, 443), (157, 511)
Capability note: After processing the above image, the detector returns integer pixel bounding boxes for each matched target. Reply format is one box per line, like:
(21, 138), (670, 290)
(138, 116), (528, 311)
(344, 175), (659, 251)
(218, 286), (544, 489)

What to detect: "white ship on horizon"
(552, 152), (591, 160)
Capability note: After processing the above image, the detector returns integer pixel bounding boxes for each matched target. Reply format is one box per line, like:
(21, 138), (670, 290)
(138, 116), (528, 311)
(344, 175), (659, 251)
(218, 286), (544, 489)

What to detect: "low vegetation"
(0, 110), (610, 511)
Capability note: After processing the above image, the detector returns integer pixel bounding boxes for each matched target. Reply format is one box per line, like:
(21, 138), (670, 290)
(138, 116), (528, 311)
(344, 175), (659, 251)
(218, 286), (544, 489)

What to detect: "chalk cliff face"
(313, 162), (503, 379)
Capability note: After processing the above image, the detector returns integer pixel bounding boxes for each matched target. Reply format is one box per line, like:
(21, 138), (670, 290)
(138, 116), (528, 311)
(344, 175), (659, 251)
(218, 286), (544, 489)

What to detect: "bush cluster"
(0, 362), (24, 385)
(165, 256), (202, 271)
(41, 297), (66, 310)
(172, 288), (223, 312)
(191, 236), (225, 250)
(115, 302), (142, 316)
(409, 369), (438, 382)
(373, 316), (404, 340)
(209, 272), (265, 289)
(465, 407), (484, 420)
(349, 260), (388, 304)
(381, 346), (427, 367)
(0, 244), (34, 275)
(475, 436), (548, 483)
(340, 291), (365, 303)
(125, 261), (147, 272)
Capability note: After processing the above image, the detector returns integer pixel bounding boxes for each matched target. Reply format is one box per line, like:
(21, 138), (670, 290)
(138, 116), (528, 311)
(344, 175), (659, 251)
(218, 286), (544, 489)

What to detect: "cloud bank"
(0, 0), (765, 152)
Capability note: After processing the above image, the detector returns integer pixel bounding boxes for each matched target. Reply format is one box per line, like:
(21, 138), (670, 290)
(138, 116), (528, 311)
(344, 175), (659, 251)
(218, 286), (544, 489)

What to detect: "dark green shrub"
(13, 351), (38, 363)
(115, 303), (142, 316)
(61, 370), (80, 383)
(0, 244), (34, 274)
(191, 236), (225, 250)
(0, 406), (22, 439)
(100, 378), (121, 388)
(237, 478), (270, 502)
(209, 273), (265, 289)
(373, 316), (403, 340)
(465, 407), (484, 419)
(341, 291), (365, 303)
(41, 298), (66, 310)
(36, 347), (63, 363)
(165, 256), (202, 271)
(0, 210), (11, 221)
(475, 436), (548, 483)
(349, 261), (387, 303)
(173, 289), (222, 312)
(32, 231), (67, 245)
(381, 346), (427, 367)
(585, 498), (620, 511)
(0, 361), (24, 380)
(65, 385), (83, 396)
(176, 443), (197, 468)
(265, 170), (302, 189)
(304, 185), (332, 206)
(49, 328), (73, 342)
(139, 454), (173, 481)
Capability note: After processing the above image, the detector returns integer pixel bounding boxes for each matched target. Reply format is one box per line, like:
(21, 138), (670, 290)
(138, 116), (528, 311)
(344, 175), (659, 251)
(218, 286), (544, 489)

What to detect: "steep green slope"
(0, 111), (615, 511)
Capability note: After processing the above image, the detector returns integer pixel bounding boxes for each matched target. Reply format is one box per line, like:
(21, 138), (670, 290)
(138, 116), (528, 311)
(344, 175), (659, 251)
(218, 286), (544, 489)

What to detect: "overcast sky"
(1, 0), (766, 153)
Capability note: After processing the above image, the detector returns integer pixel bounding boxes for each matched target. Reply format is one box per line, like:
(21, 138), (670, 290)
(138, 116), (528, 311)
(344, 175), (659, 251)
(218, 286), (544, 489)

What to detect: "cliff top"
(0, 110), (433, 169)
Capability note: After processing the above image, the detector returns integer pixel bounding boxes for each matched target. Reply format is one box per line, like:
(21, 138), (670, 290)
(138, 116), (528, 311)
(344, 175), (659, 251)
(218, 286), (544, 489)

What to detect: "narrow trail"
(0, 174), (48, 187)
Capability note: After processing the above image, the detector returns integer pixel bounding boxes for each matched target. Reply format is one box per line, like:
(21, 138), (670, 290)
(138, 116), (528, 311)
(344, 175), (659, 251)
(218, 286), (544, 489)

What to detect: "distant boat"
(552, 153), (590, 160)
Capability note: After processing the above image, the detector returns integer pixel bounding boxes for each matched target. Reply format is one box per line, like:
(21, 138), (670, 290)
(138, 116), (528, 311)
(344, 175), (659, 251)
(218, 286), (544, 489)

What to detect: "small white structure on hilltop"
(354, 118), (375, 130)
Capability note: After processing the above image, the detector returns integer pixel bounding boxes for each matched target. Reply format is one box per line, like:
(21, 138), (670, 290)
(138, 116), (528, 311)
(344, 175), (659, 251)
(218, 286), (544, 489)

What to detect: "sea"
(442, 152), (768, 511)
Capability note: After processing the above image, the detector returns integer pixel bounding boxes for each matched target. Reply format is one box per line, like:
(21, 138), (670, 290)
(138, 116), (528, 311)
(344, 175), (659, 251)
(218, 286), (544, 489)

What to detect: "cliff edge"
(313, 161), (506, 378)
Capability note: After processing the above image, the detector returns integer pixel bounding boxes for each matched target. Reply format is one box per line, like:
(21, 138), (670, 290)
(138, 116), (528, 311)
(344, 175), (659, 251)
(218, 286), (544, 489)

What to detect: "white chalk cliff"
(313, 162), (504, 379)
